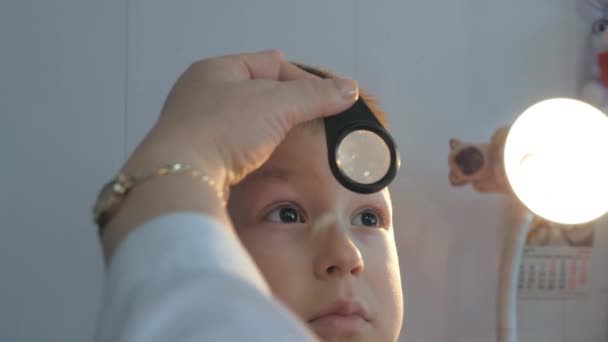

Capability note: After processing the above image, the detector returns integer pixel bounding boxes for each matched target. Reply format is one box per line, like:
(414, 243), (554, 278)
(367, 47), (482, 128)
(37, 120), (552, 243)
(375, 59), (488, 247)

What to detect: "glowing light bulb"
(504, 98), (608, 224)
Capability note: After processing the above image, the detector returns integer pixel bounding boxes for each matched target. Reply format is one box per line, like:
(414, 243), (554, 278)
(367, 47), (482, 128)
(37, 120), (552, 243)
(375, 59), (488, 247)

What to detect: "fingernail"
(335, 79), (359, 101)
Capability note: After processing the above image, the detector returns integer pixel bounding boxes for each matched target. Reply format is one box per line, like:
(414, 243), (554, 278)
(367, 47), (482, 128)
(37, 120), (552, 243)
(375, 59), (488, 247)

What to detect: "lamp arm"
(497, 211), (532, 342)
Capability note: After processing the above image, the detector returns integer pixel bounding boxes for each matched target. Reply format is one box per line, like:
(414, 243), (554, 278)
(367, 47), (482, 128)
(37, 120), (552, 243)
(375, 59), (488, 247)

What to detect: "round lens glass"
(336, 129), (391, 184)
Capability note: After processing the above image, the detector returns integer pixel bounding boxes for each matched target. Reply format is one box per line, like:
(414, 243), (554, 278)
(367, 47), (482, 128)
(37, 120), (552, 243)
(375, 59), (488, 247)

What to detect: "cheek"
(236, 226), (312, 313)
(359, 231), (404, 338)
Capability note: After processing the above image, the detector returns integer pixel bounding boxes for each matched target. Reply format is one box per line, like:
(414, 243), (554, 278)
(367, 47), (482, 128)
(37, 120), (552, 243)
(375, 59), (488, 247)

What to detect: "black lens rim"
(324, 98), (400, 194)
(329, 124), (400, 194)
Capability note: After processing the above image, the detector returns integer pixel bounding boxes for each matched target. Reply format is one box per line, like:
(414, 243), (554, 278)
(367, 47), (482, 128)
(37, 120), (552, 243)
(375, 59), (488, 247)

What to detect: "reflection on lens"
(336, 130), (391, 184)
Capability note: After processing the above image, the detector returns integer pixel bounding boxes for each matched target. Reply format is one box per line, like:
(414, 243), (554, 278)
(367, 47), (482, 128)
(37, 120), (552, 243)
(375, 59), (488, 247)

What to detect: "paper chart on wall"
(518, 216), (594, 300)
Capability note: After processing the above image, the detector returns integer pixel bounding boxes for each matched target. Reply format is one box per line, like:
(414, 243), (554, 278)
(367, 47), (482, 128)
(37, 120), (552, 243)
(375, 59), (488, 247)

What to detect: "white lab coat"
(95, 213), (318, 341)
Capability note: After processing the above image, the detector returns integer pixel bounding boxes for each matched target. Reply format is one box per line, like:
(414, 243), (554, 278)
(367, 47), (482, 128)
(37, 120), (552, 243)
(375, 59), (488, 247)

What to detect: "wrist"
(100, 168), (230, 263)
(123, 132), (228, 189)
(99, 135), (232, 262)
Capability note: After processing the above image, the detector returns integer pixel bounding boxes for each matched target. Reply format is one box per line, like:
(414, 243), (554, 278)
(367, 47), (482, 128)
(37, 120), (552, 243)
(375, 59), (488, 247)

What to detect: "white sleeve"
(95, 212), (318, 342)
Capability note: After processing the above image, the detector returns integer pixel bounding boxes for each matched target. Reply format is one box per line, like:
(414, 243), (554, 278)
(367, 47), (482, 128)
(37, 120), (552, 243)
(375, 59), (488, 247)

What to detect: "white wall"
(1, 1), (125, 341)
(1, 1), (606, 341)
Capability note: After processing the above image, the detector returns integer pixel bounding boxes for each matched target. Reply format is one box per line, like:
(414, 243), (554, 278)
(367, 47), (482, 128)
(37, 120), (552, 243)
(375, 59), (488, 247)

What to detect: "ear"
(489, 127), (509, 147)
(449, 138), (460, 149)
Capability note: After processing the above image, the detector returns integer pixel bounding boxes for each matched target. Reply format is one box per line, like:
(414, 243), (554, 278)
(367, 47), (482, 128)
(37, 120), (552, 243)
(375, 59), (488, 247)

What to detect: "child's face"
(228, 122), (403, 341)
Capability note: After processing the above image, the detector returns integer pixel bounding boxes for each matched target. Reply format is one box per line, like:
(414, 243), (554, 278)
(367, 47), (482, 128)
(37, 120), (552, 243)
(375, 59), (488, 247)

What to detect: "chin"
(311, 331), (373, 342)
(309, 321), (367, 340)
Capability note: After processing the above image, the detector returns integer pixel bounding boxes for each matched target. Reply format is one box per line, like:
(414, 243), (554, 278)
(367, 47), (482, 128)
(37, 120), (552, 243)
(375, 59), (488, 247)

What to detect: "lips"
(308, 300), (371, 336)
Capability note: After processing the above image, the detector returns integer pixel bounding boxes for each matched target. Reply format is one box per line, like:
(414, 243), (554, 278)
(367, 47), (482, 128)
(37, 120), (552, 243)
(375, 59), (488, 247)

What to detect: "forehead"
(232, 122), (391, 205)
(250, 121), (328, 184)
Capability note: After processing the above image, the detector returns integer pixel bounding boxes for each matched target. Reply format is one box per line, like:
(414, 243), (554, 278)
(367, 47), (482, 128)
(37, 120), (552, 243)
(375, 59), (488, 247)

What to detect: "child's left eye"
(352, 209), (384, 228)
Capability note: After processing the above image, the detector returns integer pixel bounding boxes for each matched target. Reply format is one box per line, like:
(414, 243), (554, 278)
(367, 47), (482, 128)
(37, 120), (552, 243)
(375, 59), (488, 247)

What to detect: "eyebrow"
(248, 166), (392, 208)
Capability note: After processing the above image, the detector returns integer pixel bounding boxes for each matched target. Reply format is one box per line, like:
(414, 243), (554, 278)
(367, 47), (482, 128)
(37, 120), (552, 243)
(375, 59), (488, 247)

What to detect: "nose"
(313, 222), (364, 279)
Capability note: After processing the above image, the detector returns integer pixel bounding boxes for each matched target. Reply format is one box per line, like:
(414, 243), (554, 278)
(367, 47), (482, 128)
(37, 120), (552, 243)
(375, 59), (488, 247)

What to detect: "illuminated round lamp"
(504, 98), (608, 225)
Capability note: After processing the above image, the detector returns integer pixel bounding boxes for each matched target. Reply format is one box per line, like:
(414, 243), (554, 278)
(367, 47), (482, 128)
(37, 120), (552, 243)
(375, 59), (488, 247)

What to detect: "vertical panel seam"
(123, 0), (130, 161)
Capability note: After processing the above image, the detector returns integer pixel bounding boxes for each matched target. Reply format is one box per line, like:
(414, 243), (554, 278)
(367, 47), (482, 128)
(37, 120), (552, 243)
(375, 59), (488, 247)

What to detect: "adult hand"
(100, 49), (359, 259)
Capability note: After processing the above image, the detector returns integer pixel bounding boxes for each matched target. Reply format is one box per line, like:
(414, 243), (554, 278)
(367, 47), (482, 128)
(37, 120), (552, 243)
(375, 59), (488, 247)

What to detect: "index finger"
(231, 50), (321, 81)
(278, 61), (321, 81)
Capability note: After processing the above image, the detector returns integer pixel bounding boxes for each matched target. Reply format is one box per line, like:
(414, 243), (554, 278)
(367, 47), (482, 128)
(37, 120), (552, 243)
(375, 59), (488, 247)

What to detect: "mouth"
(308, 300), (371, 336)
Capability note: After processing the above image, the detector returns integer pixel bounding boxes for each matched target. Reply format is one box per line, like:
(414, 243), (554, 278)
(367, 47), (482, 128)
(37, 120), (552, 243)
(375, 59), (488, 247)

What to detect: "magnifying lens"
(325, 98), (401, 194)
(294, 63), (401, 194)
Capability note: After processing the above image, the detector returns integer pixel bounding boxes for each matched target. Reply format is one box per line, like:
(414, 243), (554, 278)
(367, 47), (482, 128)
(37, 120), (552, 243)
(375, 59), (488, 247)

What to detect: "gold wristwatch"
(93, 163), (225, 234)
(93, 174), (133, 234)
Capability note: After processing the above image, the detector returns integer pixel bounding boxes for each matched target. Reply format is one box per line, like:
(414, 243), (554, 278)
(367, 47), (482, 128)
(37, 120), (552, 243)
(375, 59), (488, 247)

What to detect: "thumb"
(269, 78), (359, 127)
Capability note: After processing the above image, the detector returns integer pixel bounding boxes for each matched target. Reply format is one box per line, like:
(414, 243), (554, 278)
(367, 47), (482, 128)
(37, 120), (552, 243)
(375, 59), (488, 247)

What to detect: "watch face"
(93, 179), (120, 223)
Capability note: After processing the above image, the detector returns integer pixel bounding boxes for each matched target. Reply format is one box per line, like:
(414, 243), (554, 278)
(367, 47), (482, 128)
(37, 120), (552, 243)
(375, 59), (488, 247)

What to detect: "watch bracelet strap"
(94, 163), (226, 234)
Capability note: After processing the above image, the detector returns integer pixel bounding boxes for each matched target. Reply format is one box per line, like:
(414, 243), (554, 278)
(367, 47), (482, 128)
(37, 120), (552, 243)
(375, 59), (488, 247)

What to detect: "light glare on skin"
(309, 211), (338, 239)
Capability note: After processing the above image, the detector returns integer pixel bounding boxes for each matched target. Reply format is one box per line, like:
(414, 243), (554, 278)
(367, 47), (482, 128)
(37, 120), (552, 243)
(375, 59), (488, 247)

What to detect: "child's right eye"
(264, 205), (305, 224)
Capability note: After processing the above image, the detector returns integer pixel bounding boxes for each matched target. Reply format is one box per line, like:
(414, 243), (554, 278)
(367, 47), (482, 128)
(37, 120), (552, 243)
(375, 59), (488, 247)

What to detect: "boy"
(227, 65), (404, 341)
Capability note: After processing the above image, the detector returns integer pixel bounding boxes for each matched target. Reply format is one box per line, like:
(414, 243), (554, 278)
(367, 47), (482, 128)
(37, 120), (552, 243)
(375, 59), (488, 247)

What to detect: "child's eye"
(352, 209), (384, 228)
(264, 205), (305, 224)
